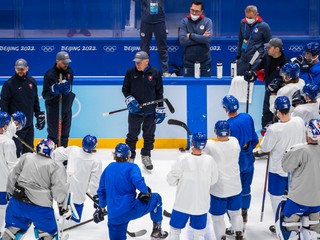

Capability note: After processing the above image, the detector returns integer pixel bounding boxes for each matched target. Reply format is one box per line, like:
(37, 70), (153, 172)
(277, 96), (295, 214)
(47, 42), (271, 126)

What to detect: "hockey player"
(94, 143), (168, 240)
(2, 138), (71, 240)
(294, 42), (320, 86)
(292, 83), (320, 123)
(204, 121), (243, 240)
(0, 111), (17, 237)
(276, 119), (320, 240)
(260, 96), (306, 234)
(167, 132), (218, 240)
(52, 134), (102, 223)
(268, 62), (305, 114)
(222, 95), (258, 227)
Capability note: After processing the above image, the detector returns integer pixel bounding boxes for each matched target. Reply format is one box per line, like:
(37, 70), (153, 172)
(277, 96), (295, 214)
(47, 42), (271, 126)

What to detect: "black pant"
(261, 90), (277, 128)
(140, 21), (168, 73)
(126, 113), (156, 159)
(46, 108), (72, 147)
(13, 125), (34, 157)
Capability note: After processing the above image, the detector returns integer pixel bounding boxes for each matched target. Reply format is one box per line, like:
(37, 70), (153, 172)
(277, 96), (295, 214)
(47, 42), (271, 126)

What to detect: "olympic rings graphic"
(41, 46), (55, 52)
(288, 45), (303, 52)
(103, 46), (117, 52)
(228, 45), (238, 52)
(168, 45), (179, 52)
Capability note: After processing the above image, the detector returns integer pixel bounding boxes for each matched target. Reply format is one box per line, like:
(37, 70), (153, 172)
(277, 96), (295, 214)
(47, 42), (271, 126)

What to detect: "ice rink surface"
(20, 149), (277, 240)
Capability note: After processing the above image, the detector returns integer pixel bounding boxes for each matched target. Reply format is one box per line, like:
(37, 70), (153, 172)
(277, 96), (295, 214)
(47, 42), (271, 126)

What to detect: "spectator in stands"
(236, 5), (271, 76)
(65, 0), (91, 37)
(139, 0), (170, 77)
(294, 42), (320, 86)
(178, 1), (212, 77)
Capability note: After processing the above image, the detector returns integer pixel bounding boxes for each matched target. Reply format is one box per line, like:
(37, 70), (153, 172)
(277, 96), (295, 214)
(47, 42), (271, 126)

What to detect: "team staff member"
(0, 58), (45, 157)
(122, 51), (166, 171)
(178, 1), (212, 77)
(42, 51), (75, 147)
(140, 0), (169, 76)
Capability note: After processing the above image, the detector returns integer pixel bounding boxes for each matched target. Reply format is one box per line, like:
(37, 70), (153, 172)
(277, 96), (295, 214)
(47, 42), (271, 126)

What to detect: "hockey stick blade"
(102, 98), (169, 117)
(163, 209), (172, 218)
(164, 98), (175, 113)
(167, 119), (191, 135)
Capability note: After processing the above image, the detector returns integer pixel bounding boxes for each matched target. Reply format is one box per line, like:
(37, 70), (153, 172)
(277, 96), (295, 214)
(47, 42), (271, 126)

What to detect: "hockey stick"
(163, 209), (172, 218)
(13, 135), (35, 153)
(58, 73), (63, 147)
(167, 119), (192, 152)
(246, 50), (260, 113)
(260, 152), (270, 222)
(102, 98), (175, 117)
(85, 193), (147, 237)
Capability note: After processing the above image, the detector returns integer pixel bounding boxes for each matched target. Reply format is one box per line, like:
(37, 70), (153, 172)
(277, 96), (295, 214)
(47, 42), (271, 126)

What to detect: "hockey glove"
(125, 95), (140, 114)
(35, 111), (45, 130)
(58, 204), (72, 220)
(93, 207), (105, 223)
(294, 55), (311, 72)
(59, 80), (71, 95)
(292, 89), (306, 107)
(267, 78), (285, 94)
(93, 194), (99, 209)
(155, 107), (166, 124)
(51, 83), (61, 96)
(243, 70), (257, 83)
(138, 186), (152, 203)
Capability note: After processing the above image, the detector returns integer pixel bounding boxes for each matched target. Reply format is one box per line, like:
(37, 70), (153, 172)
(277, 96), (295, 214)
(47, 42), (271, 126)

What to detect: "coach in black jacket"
(0, 58), (45, 157)
(42, 51), (75, 147)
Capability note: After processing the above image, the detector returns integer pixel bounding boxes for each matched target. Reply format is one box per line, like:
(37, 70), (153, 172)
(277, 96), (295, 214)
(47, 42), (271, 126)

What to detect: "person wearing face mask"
(178, 1), (212, 77)
(43, 51), (75, 148)
(0, 111), (18, 237)
(0, 59), (45, 158)
(236, 5), (271, 76)
(294, 42), (320, 86)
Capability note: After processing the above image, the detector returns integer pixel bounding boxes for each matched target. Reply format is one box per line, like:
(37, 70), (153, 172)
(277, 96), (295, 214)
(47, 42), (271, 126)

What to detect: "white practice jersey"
(0, 133), (18, 192)
(204, 137), (242, 198)
(167, 152), (218, 215)
(292, 102), (320, 124)
(260, 116), (306, 177)
(269, 79), (305, 113)
(52, 146), (102, 204)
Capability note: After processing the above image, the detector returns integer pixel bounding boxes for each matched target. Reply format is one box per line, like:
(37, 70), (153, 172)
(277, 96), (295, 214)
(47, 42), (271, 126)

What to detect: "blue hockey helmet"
(214, 120), (230, 137)
(36, 138), (55, 157)
(0, 111), (11, 128)
(301, 83), (319, 101)
(114, 143), (131, 159)
(307, 119), (320, 141)
(192, 132), (207, 149)
(304, 42), (320, 55)
(82, 134), (98, 153)
(291, 89), (306, 107)
(222, 95), (239, 113)
(280, 62), (300, 80)
(275, 96), (291, 111)
(12, 111), (27, 131)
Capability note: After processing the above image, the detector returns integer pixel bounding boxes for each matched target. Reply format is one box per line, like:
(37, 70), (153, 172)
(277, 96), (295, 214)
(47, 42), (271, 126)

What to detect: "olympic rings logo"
(103, 46), (117, 52)
(288, 45), (304, 52)
(228, 45), (238, 52)
(168, 45), (179, 52)
(41, 46), (55, 52)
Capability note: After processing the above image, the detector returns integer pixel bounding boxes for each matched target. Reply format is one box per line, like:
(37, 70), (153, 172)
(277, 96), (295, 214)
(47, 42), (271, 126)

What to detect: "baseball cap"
(15, 59), (28, 69)
(264, 38), (283, 49)
(56, 51), (72, 63)
(133, 51), (149, 63)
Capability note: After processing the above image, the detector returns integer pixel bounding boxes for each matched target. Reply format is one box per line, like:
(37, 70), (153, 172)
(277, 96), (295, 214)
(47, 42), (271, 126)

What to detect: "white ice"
(20, 149), (277, 240)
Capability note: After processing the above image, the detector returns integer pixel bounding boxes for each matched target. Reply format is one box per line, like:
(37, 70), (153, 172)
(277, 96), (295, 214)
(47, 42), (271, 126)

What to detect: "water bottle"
(194, 62), (200, 78)
(231, 61), (237, 78)
(217, 61), (223, 79)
